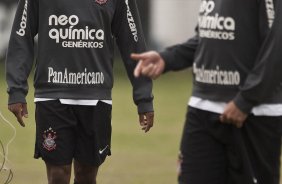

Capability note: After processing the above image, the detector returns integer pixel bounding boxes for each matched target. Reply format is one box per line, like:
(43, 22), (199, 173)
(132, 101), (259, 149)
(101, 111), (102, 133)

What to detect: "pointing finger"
(131, 53), (147, 61)
(134, 59), (144, 77)
(15, 110), (25, 127)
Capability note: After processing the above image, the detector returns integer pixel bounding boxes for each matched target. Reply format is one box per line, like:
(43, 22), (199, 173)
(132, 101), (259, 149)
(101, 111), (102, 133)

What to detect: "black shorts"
(34, 100), (112, 166)
(178, 106), (282, 184)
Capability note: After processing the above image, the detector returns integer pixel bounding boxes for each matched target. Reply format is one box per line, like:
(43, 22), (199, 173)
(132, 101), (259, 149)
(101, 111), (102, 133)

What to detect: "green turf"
(0, 61), (192, 184)
(1, 61), (282, 184)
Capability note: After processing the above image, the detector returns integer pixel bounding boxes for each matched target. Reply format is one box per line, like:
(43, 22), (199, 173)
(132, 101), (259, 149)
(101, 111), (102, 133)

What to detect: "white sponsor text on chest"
(198, 0), (236, 40)
(48, 15), (104, 48)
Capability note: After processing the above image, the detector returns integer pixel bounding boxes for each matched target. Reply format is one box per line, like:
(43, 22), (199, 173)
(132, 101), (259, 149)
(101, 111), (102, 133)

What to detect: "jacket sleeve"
(234, 0), (281, 113)
(159, 30), (199, 72)
(5, 0), (38, 104)
(112, 0), (153, 114)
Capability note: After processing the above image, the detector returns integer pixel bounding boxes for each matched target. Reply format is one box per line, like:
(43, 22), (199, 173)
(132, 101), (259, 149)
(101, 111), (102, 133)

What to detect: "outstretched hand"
(139, 112), (154, 133)
(220, 101), (248, 128)
(8, 103), (28, 127)
(131, 51), (165, 79)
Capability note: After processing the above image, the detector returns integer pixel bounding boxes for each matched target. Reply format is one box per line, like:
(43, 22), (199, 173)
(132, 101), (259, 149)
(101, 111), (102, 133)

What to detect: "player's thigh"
(35, 100), (77, 165)
(45, 162), (72, 184)
(243, 115), (282, 184)
(74, 160), (98, 183)
(178, 107), (229, 184)
(73, 101), (112, 166)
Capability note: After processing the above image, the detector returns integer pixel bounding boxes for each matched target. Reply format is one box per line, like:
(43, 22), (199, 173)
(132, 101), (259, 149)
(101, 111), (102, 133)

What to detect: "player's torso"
(193, 0), (274, 89)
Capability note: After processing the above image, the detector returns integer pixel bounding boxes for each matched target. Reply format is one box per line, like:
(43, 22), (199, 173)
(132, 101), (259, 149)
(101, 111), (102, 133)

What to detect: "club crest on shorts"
(42, 127), (57, 151)
(95, 0), (108, 5)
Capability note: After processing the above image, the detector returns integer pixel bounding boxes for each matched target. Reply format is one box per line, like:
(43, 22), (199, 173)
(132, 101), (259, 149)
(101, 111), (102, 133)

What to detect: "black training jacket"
(160, 0), (281, 113)
(6, 0), (153, 113)
(234, 0), (282, 112)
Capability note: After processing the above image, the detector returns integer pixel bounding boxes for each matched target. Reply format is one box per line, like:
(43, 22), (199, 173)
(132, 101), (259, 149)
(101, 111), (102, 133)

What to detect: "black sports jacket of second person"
(160, 0), (280, 113)
(6, 0), (153, 113)
(235, 0), (282, 110)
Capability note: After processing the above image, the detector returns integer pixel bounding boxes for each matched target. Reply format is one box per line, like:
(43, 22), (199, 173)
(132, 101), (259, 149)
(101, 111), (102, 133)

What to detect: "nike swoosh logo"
(99, 145), (109, 154)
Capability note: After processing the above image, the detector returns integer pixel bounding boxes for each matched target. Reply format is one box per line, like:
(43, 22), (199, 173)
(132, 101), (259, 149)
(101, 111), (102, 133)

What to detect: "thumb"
(219, 114), (226, 123)
(131, 53), (148, 61)
(22, 103), (28, 118)
(139, 113), (145, 126)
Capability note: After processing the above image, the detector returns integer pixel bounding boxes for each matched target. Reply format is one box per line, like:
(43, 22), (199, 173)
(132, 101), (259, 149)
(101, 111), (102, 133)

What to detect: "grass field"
(0, 61), (193, 184)
(1, 61), (281, 184)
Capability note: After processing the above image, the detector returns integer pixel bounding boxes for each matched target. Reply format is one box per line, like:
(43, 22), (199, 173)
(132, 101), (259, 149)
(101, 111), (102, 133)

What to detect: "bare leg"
(74, 160), (99, 184)
(45, 162), (72, 184)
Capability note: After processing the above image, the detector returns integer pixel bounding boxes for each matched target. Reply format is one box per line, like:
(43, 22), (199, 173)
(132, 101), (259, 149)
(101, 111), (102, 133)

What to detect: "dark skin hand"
(8, 103), (153, 130)
(139, 112), (154, 133)
(220, 101), (248, 128)
(8, 103), (28, 127)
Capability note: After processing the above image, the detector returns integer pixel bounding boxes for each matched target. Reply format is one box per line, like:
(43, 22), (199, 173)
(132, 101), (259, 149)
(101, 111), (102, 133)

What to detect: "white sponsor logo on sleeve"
(265, 0), (275, 28)
(125, 0), (138, 42)
(16, 0), (28, 36)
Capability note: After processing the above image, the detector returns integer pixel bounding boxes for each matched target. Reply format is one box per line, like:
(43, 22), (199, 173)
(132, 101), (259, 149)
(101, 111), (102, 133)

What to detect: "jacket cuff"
(8, 91), (27, 105)
(137, 101), (154, 114)
(233, 93), (254, 114)
(159, 51), (174, 73)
